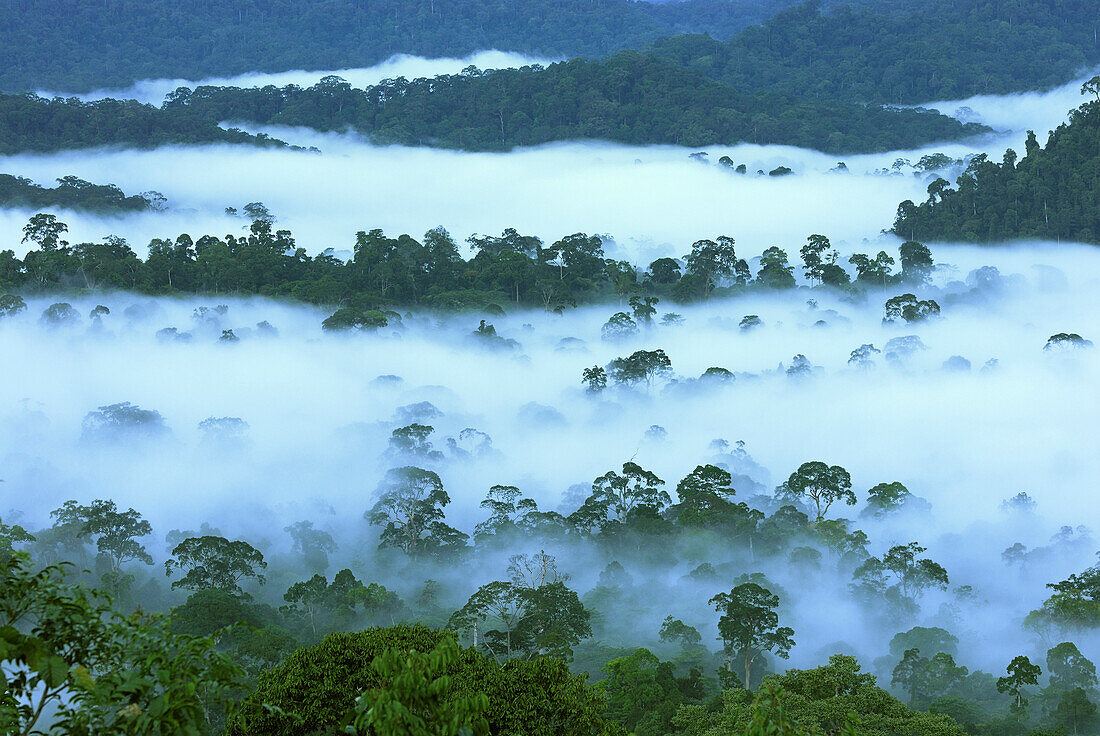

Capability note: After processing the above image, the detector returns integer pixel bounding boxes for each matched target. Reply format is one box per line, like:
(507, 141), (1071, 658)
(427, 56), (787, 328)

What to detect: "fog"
(2, 241), (1098, 672)
(34, 50), (554, 105)
(1, 70), (1096, 264)
(2, 59), (1098, 684)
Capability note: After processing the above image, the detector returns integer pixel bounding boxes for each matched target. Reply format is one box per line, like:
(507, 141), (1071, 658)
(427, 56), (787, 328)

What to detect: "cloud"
(34, 50), (557, 105)
(2, 60), (1098, 675)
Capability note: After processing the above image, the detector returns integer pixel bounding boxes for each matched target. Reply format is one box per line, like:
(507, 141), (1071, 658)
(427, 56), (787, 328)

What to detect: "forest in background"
(894, 99), (1100, 244)
(156, 54), (985, 154)
(0, 0), (810, 92)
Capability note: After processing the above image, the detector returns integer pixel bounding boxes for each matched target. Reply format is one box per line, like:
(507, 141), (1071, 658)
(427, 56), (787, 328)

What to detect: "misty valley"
(2, 2), (1099, 736)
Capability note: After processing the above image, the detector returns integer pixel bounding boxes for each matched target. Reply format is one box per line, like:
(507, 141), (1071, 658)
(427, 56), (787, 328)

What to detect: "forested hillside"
(651, 0), (1100, 103)
(0, 174), (160, 213)
(0, 94), (290, 154)
(893, 99), (1100, 244)
(161, 54), (985, 153)
(2, 0), (1096, 105)
(0, 0), (804, 92)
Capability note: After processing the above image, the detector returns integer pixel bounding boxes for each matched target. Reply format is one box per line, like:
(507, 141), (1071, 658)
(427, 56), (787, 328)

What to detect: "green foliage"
(997, 655), (1042, 715)
(606, 349), (673, 389)
(448, 573), (593, 663)
(776, 462), (854, 520)
(322, 308), (388, 332)
(597, 648), (705, 736)
(366, 466), (468, 558)
(0, 552), (245, 736)
(154, 54), (983, 155)
(0, 93), (288, 153)
(651, 0), (1100, 104)
(347, 637), (490, 736)
(0, 174), (157, 213)
(675, 657), (966, 736)
(0, 0), (801, 92)
(894, 102), (1100, 244)
(226, 624), (616, 736)
(710, 582), (795, 689)
(891, 649), (969, 706)
(851, 542), (949, 615)
(1027, 559), (1100, 632)
(164, 535), (268, 598)
(569, 462), (671, 533)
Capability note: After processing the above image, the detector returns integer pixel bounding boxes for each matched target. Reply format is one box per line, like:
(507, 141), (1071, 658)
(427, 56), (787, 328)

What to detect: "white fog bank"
(1, 242), (1097, 672)
(2, 69), (1095, 263)
(35, 50), (556, 105)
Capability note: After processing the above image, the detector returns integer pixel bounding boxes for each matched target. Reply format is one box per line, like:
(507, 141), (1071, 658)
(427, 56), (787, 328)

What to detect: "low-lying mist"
(34, 50), (555, 105)
(1, 68), (1093, 265)
(2, 241), (1097, 674)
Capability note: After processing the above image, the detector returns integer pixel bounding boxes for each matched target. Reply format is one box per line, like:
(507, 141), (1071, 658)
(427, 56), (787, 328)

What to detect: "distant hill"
(162, 53), (988, 154)
(0, 0), (806, 92)
(0, 174), (158, 213)
(2, 0), (1095, 105)
(0, 94), (289, 154)
(650, 0), (1100, 104)
(892, 99), (1100, 244)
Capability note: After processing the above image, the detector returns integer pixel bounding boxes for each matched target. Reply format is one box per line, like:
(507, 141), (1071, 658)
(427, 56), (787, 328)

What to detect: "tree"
(0, 294), (26, 318)
(898, 241), (933, 285)
(601, 311), (638, 342)
(39, 302), (80, 327)
(756, 246), (796, 289)
(889, 648), (965, 705)
(597, 648), (701, 735)
(571, 462), (669, 531)
(1082, 75), (1100, 102)
(997, 655), (1042, 715)
(1053, 688), (1098, 735)
(1047, 642), (1098, 692)
(21, 212), (68, 251)
(449, 580), (528, 660)
(80, 499), (153, 573)
(81, 401), (169, 442)
(849, 251), (894, 287)
(684, 237), (740, 299)
(884, 293), (940, 323)
(606, 349), (672, 389)
(581, 365), (607, 394)
(164, 535), (268, 598)
(284, 521), (337, 574)
(848, 344), (880, 370)
(861, 481), (927, 518)
(667, 464), (761, 538)
(776, 461), (854, 520)
(851, 542), (948, 613)
(322, 307), (388, 331)
(648, 257), (681, 284)
(1029, 562), (1100, 631)
(366, 466), (467, 557)
(226, 624), (613, 736)
(799, 234), (833, 285)
(512, 581), (592, 662)
(1, 552), (244, 736)
(387, 423), (445, 461)
(659, 616), (702, 649)
(282, 574), (329, 637)
(0, 516), (34, 554)
(629, 295), (659, 326)
(347, 637), (490, 736)
(710, 582), (794, 689)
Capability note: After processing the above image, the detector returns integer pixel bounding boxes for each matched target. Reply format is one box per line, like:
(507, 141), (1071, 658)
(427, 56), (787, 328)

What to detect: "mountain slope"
(164, 53), (987, 153)
(650, 0), (1100, 104)
(892, 100), (1100, 243)
(0, 0), (802, 92)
